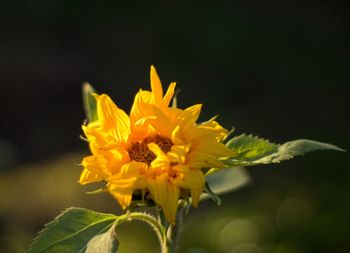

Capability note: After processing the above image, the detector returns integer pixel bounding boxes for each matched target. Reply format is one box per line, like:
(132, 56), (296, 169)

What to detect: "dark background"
(0, 1), (349, 253)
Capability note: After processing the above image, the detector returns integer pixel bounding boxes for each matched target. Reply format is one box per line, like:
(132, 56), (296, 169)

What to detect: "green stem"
(116, 211), (166, 251)
(116, 203), (187, 253)
(163, 201), (186, 253)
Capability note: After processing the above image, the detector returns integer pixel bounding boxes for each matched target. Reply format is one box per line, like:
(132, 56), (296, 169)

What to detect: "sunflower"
(80, 66), (235, 223)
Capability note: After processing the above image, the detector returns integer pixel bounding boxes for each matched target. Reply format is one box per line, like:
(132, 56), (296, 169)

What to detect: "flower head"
(80, 66), (235, 223)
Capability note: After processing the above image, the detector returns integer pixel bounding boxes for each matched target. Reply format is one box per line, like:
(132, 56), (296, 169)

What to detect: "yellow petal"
(132, 102), (174, 137)
(162, 82), (176, 108)
(165, 107), (183, 126)
(173, 105), (203, 141)
(184, 123), (227, 142)
(79, 168), (103, 185)
(190, 187), (202, 207)
(80, 155), (110, 180)
(184, 169), (204, 207)
(96, 94), (130, 143)
(130, 91), (172, 138)
(186, 151), (225, 169)
(107, 161), (146, 188)
(199, 120), (228, 141)
(180, 104), (202, 126)
(167, 143), (191, 164)
(171, 167), (204, 207)
(164, 183), (180, 224)
(190, 140), (236, 158)
(171, 164), (189, 173)
(171, 125), (186, 145)
(148, 143), (170, 171)
(130, 90), (153, 123)
(107, 161), (147, 209)
(147, 174), (180, 224)
(150, 105), (174, 137)
(82, 123), (113, 148)
(150, 66), (163, 106)
(108, 183), (134, 209)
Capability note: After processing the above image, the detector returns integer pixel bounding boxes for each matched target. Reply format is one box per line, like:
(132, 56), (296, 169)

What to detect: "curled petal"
(167, 143), (191, 164)
(79, 169), (103, 185)
(148, 143), (170, 172)
(81, 155), (110, 177)
(107, 161), (147, 208)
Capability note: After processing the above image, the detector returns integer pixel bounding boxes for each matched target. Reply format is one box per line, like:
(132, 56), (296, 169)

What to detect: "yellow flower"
(80, 66), (235, 223)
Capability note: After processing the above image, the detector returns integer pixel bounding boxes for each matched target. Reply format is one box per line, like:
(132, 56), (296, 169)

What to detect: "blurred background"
(0, 1), (349, 252)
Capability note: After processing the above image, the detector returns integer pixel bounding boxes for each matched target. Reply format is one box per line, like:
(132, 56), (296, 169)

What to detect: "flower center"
(128, 135), (173, 164)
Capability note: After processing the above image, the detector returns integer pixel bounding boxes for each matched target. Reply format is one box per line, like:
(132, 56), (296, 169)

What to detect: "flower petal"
(186, 151), (225, 169)
(107, 161), (147, 208)
(191, 139), (236, 158)
(183, 169), (204, 207)
(162, 82), (176, 108)
(199, 119), (228, 141)
(107, 161), (146, 188)
(130, 90), (153, 123)
(79, 155), (110, 184)
(96, 94), (130, 143)
(108, 183), (134, 209)
(172, 104), (203, 141)
(180, 104), (202, 127)
(150, 65), (163, 106)
(147, 173), (180, 224)
(167, 143), (191, 164)
(148, 143), (170, 172)
(79, 168), (103, 185)
(149, 105), (174, 137)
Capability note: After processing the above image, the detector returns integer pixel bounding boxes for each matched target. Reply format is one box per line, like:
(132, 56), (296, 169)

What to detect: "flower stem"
(162, 201), (187, 253)
(116, 211), (166, 250)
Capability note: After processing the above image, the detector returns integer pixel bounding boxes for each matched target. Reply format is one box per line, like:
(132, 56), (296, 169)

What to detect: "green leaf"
(85, 224), (119, 253)
(224, 134), (345, 166)
(202, 167), (250, 202)
(82, 83), (98, 123)
(255, 139), (345, 163)
(226, 134), (279, 164)
(26, 207), (118, 253)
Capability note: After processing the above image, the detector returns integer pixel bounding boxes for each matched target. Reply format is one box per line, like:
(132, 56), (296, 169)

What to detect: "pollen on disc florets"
(128, 135), (173, 164)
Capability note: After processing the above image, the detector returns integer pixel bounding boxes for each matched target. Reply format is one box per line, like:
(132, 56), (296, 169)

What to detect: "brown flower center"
(128, 135), (173, 164)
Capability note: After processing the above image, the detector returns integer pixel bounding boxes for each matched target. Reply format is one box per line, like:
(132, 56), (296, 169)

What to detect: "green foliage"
(85, 224), (119, 253)
(82, 83), (98, 123)
(26, 207), (118, 253)
(226, 134), (278, 163)
(224, 134), (345, 166)
(201, 134), (343, 202)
